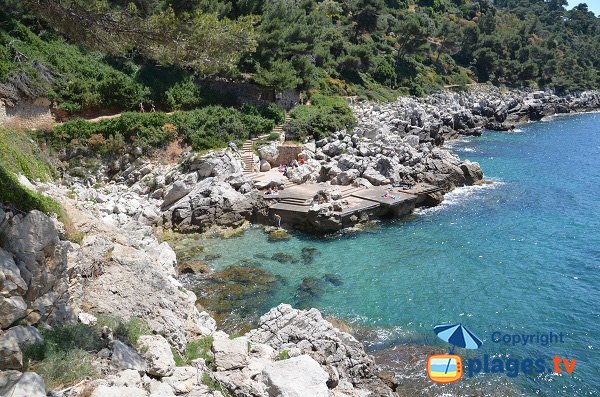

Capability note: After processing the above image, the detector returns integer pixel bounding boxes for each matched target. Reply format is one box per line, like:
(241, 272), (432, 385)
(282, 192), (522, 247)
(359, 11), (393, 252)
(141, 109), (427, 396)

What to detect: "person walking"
(139, 101), (145, 113)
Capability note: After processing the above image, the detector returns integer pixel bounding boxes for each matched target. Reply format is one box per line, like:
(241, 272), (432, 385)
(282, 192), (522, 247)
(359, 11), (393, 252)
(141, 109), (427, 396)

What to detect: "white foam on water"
(461, 147), (477, 152)
(415, 181), (504, 216)
(512, 128), (523, 132)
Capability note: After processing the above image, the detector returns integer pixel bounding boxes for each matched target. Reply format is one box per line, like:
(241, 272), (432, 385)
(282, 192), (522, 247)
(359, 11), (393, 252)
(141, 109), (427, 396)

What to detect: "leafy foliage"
(285, 95), (355, 140)
(19, 0), (257, 76)
(50, 105), (281, 152)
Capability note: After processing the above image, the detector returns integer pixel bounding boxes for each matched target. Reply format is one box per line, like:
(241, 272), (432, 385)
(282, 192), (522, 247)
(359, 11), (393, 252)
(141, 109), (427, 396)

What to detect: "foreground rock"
(248, 304), (395, 396)
(258, 355), (329, 397)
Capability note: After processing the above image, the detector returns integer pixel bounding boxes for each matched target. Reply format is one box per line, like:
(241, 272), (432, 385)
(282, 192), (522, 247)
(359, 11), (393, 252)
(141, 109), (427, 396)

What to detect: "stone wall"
(276, 89), (300, 110)
(277, 144), (303, 166)
(0, 98), (55, 129)
(200, 80), (299, 110)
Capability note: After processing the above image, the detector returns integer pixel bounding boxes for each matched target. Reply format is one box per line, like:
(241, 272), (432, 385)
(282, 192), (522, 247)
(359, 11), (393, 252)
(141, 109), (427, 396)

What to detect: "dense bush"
(51, 105), (281, 152)
(241, 103), (285, 125)
(165, 76), (204, 111)
(22, 323), (104, 390)
(285, 95), (355, 140)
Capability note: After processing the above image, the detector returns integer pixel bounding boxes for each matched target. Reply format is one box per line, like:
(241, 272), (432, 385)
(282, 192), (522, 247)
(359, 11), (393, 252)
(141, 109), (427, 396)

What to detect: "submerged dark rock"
(271, 252), (297, 263)
(194, 266), (281, 332)
(301, 246), (318, 264)
(323, 273), (343, 286)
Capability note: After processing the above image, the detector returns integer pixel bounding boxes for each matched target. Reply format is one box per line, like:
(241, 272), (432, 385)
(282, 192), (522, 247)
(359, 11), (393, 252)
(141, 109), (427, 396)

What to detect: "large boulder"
(362, 167), (389, 186)
(0, 210), (72, 327)
(258, 142), (279, 165)
(2, 326), (43, 347)
(0, 335), (22, 369)
(0, 296), (27, 329)
(138, 335), (176, 377)
(0, 371), (46, 397)
(162, 181), (192, 208)
(0, 248), (27, 296)
(460, 160), (483, 184)
(111, 340), (146, 371)
(212, 337), (249, 370)
(247, 304), (394, 395)
(259, 355), (329, 397)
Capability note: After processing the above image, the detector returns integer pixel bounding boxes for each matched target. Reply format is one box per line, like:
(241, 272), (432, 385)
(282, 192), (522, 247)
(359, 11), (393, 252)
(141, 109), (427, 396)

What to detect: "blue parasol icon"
(434, 323), (482, 354)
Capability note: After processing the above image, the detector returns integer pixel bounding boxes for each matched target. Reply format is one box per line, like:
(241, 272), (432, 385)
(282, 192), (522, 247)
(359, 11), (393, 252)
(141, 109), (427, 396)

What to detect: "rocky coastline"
(53, 85), (599, 235)
(1, 86), (600, 396)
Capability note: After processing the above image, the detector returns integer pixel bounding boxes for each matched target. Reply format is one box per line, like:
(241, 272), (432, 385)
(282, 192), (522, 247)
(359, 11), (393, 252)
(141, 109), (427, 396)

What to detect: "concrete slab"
(351, 187), (416, 207)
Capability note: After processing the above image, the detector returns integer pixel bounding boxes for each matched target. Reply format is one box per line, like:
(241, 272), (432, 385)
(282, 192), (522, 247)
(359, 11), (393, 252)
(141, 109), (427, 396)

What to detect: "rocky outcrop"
(0, 207), (74, 377)
(352, 86), (600, 141)
(0, 209), (73, 329)
(247, 304), (395, 396)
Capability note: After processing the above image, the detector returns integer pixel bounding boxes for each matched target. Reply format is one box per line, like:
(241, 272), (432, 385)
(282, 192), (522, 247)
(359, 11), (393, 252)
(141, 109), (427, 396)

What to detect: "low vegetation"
(0, 128), (84, 242)
(172, 336), (215, 368)
(22, 323), (104, 391)
(21, 316), (154, 391)
(285, 95), (355, 140)
(275, 350), (290, 361)
(0, 128), (61, 214)
(47, 103), (284, 152)
(96, 315), (152, 346)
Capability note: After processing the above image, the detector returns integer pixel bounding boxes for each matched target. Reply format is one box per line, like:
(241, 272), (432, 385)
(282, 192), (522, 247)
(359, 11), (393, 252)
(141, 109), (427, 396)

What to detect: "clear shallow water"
(199, 113), (600, 396)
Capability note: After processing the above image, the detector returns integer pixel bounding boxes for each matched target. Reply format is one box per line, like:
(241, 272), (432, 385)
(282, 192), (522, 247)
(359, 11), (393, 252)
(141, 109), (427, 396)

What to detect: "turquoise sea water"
(199, 112), (600, 396)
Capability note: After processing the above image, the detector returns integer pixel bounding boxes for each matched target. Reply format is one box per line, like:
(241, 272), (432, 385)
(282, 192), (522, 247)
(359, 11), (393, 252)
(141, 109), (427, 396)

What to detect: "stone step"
(279, 197), (310, 205)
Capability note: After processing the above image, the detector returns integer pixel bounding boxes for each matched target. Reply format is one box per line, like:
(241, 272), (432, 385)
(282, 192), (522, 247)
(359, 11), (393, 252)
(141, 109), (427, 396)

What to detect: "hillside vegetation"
(0, 0), (598, 114)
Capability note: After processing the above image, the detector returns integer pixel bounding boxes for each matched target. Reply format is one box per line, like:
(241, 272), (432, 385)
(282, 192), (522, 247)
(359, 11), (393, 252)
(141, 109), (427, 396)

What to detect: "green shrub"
(165, 76), (203, 111)
(241, 103), (285, 125)
(266, 132), (281, 141)
(275, 350), (290, 361)
(50, 104), (283, 152)
(96, 315), (152, 346)
(19, 325), (103, 391)
(172, 336), (215, 368)
(202, 373), (233, 397)
(241, 114), (276, 137)
(285, 95), (355, 140)
(22, 323), (105, 372)
(30, 349), (98, 391)
(0, 20), (146, 113)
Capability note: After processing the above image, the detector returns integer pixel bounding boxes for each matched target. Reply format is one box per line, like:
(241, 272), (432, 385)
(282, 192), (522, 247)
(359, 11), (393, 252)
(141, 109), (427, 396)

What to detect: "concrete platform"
(393, 183), (441, 195)
(351, 188), (417, 208)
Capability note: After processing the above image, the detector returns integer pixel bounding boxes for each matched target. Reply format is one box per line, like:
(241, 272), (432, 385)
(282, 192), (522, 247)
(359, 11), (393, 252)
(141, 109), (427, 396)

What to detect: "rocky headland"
(1, 86), (600, 396)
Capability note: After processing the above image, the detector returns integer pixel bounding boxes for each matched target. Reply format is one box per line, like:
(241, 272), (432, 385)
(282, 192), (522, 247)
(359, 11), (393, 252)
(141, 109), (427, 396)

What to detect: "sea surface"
(193, 112), (600, 396)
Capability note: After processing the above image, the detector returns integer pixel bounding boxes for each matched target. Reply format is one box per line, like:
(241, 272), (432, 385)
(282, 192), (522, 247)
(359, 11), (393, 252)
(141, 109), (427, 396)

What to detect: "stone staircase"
(339, 185), (364, 198)
(277, 196), (311, 206)
(242, 113), (291, 177)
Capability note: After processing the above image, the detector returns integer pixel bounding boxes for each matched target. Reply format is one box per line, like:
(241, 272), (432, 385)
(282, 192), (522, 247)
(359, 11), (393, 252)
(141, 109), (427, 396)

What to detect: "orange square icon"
(427, 354), (463, 384)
